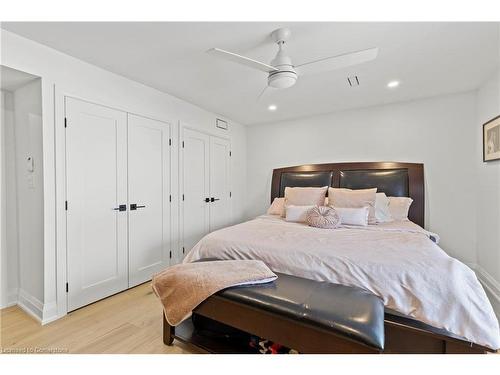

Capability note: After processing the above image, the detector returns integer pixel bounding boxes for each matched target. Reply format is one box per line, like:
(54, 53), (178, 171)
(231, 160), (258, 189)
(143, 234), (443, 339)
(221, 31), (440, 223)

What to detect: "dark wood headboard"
(271, 162), (424, 227)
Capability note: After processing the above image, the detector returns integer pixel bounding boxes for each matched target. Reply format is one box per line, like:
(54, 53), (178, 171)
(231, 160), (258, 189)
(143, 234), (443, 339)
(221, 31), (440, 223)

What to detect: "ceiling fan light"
(268, 71), (297, 89)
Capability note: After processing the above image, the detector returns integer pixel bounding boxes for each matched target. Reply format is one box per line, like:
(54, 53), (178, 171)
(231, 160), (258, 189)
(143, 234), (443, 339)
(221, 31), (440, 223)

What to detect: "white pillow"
(284, 186), (328, 207)
(285, 205), (315, 223)
(267, 197), (285, 216)
(335, 207), (370, 226)
(388, 197), (413, 221)
(328, 187), (377, 224)
(374, 193), (393, 223)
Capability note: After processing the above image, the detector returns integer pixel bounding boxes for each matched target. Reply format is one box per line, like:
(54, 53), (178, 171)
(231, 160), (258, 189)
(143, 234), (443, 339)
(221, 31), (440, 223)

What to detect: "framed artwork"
(483, 115), (500, 162)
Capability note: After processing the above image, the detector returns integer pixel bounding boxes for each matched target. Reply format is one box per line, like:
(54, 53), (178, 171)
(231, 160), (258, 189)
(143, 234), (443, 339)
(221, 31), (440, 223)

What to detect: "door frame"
(55, 88), (173, 319)
(178, 123), (231, 259)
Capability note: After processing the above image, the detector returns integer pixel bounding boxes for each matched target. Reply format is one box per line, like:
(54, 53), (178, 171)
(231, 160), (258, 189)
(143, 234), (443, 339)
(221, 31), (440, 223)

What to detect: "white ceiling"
(2, 22), (499, 125)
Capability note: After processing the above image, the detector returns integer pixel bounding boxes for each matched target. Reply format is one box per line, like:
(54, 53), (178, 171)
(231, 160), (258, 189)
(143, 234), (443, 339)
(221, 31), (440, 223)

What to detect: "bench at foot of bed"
(163, 272), (492, 354)
(164, 272), (385, 353)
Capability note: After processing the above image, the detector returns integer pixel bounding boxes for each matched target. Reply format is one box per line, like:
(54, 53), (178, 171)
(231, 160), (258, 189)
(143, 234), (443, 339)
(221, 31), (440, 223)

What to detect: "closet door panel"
(182, 128), (210, 255)
(209, 136), (231, 232)
(65, 97), (128, 311)
(128, 114), (171, 287)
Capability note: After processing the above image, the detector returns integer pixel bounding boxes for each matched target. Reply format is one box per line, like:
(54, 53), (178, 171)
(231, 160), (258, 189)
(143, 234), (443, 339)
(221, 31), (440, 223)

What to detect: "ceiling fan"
(207, 27), (378, 97)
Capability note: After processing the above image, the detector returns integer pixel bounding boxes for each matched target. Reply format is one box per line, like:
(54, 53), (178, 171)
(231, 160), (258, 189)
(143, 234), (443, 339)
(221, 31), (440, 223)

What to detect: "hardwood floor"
(0, 282), (200, 354)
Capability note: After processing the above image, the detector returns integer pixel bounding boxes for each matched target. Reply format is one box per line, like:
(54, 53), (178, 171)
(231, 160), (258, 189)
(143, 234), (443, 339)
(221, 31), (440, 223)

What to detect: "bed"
(183, 162), (500, 353)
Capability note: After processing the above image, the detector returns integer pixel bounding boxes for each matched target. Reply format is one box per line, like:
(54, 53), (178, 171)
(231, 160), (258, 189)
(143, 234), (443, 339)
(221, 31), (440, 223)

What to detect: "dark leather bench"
(163, 272), (385, 353)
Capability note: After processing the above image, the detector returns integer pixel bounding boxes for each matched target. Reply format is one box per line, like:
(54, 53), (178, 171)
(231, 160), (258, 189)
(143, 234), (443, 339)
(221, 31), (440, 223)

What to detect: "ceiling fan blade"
(257, 85), (280, 102)
(207, 48), (279, 73)
(295, 47), (378, 76)
(257, 85), (269, 101)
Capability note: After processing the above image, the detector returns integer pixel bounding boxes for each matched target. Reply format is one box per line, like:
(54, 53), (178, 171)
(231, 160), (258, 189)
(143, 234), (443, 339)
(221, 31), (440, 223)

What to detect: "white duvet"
(184, 215), (500, 349)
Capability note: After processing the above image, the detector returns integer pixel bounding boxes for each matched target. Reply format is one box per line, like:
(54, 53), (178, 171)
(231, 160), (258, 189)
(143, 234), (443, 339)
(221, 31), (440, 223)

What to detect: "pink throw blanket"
(152, 260), (277, 326)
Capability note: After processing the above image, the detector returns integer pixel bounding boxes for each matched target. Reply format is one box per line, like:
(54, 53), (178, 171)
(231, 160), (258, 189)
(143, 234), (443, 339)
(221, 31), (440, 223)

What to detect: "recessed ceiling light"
(268, 104), (277, 111)
(387, 80), (400, 88)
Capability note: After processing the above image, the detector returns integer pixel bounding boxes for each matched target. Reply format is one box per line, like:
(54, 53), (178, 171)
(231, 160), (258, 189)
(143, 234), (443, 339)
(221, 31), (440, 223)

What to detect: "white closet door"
(128, 114), (171, 287)
(65, 98), (128, 311)
(209, 136), (231, 231)
(181, 128), (210, 255)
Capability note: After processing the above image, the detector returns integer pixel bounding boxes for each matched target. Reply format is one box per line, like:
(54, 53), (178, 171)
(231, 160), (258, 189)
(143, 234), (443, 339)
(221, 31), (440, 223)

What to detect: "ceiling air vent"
(347, 75), (360, 87)
(216, 118), (228, 130)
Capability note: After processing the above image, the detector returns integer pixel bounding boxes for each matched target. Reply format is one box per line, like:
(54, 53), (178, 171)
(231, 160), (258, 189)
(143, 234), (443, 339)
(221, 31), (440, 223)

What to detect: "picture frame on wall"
(483, 115), (500, 162)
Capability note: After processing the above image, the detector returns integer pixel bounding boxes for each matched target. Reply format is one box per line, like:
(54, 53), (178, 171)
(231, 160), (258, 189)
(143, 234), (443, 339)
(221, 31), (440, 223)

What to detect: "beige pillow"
(284, 186), (328, 207)
(388, 197), (413, 221)
(267, 197), (285, 216)
(328, 187), (377, 224)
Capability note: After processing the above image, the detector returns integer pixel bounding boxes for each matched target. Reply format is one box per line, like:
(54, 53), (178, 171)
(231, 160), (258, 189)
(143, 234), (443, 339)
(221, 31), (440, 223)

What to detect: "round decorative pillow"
(306, 206), (340, 229)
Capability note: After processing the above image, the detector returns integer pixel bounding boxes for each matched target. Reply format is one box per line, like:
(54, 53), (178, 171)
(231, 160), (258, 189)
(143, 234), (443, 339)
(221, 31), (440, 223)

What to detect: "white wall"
(0, 91), (6, 307)
(12, 79), (44, 308)
(1, 81), (44, 312)
(1, 90), (20, 308)
(476, 69), (500, 278)
(1, 29), (247, 322)
(246, 92), (478, 264)
(475, 62), (500, 318)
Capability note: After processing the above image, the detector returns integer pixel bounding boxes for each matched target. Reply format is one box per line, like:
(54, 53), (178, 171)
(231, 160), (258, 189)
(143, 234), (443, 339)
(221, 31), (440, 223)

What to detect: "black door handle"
(210, 197), (220, 202)
(130, 204), (146, 210)
(113, 204), (127, 211)
(205, 198), (210, 203)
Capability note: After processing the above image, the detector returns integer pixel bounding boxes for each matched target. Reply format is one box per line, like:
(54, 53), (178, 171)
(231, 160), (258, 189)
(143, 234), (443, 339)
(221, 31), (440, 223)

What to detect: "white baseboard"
(17, 288), (43, 323)
(474, 265), (500, 321)
(464, 261), (477, 271)
(7, 288), (18, 307)
(42, 300), (59, 325)
(5, 289), (59, 325)
(0, 288), (19, 309)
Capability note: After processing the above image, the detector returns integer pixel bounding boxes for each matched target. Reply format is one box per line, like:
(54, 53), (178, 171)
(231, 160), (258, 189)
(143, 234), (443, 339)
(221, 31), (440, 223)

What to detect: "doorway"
(0, 65), (44, 319)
